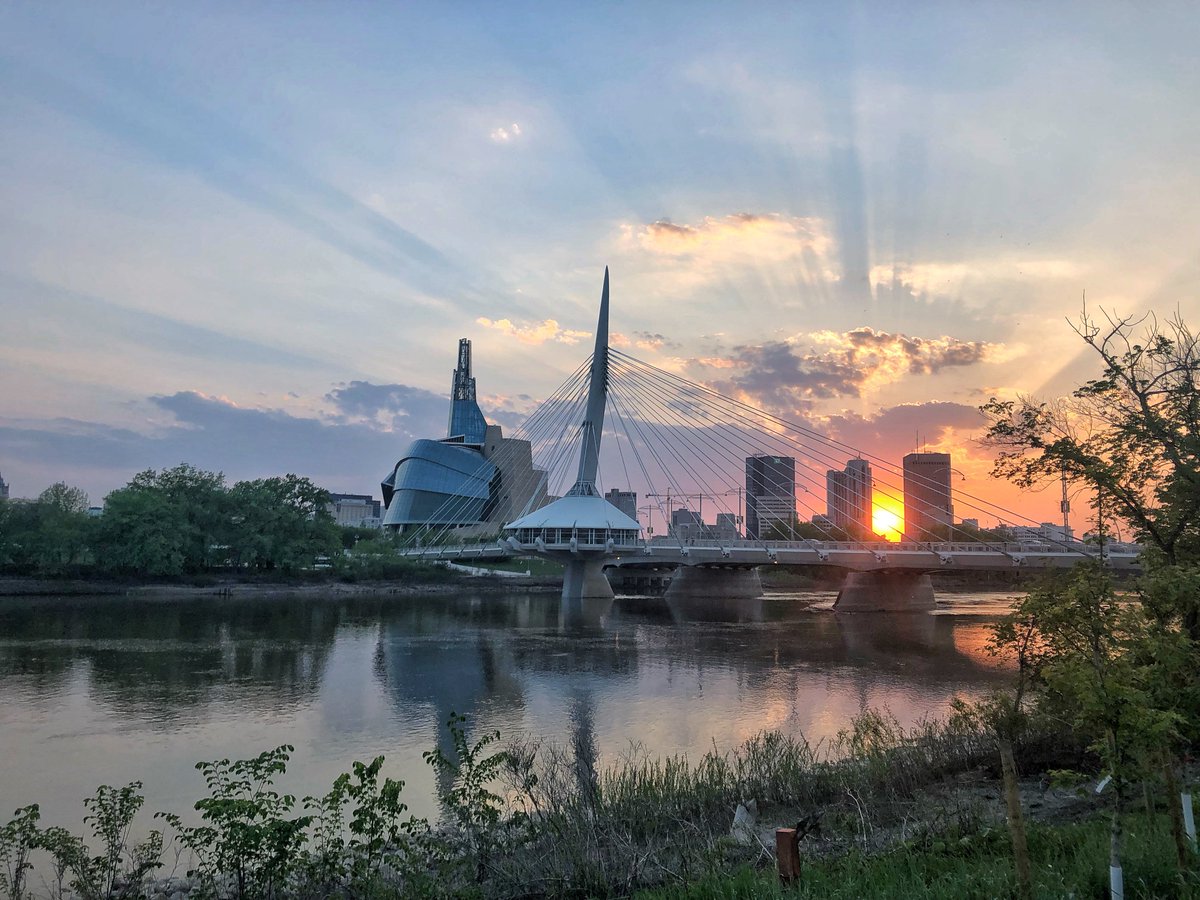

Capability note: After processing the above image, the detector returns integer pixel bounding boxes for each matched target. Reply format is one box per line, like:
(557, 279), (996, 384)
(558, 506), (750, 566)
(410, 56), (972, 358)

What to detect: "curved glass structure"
(381, 439), (496, 529)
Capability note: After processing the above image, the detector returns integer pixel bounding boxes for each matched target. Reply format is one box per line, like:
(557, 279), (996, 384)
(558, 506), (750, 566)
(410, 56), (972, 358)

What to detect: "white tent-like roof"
(506, 495), (641, 532)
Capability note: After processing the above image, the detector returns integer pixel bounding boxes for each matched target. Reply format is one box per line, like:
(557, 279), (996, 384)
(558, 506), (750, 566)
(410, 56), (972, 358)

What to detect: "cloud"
(0, 377), (549, 503)
(693, 328), (997, 416)
(475, 316), (590, 345)
(613, 330), (678, 353)
(871, 258), (1082, 298)
(325, 381), (448, 433)
(628, 212), (836, 269)
(813, 327), (993, 377)
(489, 123), (522, 143)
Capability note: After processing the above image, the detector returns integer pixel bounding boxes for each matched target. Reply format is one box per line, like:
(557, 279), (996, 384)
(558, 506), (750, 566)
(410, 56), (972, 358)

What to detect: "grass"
(636, 813), (1198, 899)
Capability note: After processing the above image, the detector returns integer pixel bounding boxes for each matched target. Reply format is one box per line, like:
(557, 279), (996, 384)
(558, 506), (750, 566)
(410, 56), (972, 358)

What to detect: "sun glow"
(872, 495), (904, 542)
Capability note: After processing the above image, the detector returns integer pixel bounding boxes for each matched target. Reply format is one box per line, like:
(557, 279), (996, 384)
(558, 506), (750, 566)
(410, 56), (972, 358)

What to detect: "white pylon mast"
(567, 267), (610, 497)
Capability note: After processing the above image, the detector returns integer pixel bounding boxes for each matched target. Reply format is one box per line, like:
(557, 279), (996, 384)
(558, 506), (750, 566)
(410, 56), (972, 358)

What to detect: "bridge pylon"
(503, 268), (641, 601)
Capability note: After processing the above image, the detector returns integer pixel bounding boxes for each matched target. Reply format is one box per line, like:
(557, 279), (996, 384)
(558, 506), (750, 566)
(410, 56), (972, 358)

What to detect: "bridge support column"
(665, 565), (763, 600)
(834, 571), (935, 612)
(562, 558), (614, 602)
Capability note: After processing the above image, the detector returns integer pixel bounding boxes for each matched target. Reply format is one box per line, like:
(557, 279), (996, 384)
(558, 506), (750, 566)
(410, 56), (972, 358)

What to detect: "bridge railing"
(642, 537), (1140, 557)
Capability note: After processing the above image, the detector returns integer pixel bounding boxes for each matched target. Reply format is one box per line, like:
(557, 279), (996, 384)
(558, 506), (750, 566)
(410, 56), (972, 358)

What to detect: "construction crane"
(645, 490), (744, 530)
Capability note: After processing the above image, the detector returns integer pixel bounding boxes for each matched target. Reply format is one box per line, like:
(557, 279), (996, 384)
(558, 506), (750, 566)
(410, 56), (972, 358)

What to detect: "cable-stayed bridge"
(395, 270), (1141, 610)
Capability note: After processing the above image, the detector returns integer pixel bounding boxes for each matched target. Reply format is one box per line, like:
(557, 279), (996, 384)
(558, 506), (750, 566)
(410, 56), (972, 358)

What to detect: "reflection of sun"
(873, 503), (903, 542)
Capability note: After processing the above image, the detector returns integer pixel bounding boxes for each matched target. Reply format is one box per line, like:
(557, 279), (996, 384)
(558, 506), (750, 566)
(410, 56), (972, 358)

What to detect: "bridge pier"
(562, 558), (614, 602)
(834, 571), (935, 613)
(664, 565), (763, 600)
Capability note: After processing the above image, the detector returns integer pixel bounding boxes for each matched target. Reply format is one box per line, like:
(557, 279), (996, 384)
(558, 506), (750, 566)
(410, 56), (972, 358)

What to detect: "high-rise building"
(0, 471), (8, 501)
(903, 452), (953, 539)
(745, 454), (796, 539)
(604, 489), (637, 522)
(826, 458), (872, 533)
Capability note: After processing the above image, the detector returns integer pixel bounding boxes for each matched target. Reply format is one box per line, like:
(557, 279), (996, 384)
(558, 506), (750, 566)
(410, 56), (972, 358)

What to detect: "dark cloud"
(842, 327), (990, 374)
(719, 340), (863, 409)
(325, 381), (448, 433)
(0, 381), (541, 502)
(699, 329), (994, 417)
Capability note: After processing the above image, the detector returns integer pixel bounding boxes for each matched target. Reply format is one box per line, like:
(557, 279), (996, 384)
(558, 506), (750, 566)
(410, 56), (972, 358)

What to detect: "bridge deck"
(399, 537), (1142, 573)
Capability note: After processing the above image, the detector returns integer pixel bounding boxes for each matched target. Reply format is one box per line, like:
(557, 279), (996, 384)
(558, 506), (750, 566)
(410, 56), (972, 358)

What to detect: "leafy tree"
(1012, 564), (1178, 897)
(982, 311), (1200, 570)
(0, 484), (91, 574)
(956, 611), (1046, 900)
(34, 483), (92, 572)
(227, 475), (339, 572)
(94, 486), (188, 577)
(129, 464), (231, 572)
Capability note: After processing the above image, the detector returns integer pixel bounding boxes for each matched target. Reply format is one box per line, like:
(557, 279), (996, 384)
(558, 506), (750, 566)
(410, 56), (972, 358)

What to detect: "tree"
(0, 483), (91, 574)
(961, 611), (1046, 900)
(94, 487), (188, 577)
(34, 483), (92, 572)
(227, 475), (339, 573)
(982, 310), (1200, 570)
(1014, 564), (1177, 899)
(127, 465), (230, 572)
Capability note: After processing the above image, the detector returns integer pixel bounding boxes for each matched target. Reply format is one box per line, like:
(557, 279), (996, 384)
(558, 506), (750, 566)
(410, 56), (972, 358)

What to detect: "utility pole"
(1060, 464), (1071, 535)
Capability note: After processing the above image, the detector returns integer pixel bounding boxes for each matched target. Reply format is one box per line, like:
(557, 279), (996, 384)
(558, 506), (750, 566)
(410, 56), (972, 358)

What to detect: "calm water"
(0, 589), (1015, 831)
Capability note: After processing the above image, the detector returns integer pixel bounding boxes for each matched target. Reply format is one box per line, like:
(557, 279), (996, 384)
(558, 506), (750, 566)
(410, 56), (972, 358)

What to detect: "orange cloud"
(475, 316), (589, 345)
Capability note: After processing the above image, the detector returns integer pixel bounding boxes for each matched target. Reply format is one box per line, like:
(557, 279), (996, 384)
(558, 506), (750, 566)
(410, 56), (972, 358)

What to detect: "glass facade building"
(745, 454), (796, 540)
(381, 339), (546, 533)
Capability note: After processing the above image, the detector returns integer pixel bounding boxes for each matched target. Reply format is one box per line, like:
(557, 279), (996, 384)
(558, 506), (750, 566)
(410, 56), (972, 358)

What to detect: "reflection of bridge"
(397, 270), (1142, 611)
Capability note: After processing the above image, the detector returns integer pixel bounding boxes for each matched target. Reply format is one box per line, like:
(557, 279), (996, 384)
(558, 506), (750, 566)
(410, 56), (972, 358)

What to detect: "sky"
(2, 2), (1199, 527)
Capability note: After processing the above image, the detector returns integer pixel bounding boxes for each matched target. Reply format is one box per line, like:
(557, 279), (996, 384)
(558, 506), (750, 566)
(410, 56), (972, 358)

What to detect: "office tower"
(825, 458), (872, 533)
(745, 454), (796, 539)
(604, 489), (638, 521)
(903, 452), (953, 539)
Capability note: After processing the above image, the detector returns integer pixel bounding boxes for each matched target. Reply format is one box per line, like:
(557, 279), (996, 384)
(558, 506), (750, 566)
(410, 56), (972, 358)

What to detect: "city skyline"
(3, 4), (1199, 523)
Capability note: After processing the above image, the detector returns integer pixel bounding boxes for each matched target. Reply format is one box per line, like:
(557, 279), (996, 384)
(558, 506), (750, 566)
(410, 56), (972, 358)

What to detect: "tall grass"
(480, 710), (1094, 897)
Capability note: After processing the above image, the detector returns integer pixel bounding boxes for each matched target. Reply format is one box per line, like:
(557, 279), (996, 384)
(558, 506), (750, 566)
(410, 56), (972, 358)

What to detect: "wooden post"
(776, 828), (801, 882)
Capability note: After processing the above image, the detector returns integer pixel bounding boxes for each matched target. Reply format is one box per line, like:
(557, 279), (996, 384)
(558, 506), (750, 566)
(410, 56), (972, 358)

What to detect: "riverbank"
(0, 571), (563, 599)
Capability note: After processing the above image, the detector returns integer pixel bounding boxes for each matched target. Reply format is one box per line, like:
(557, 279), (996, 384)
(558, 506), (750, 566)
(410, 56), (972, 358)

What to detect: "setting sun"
(872, 494), (904, 542)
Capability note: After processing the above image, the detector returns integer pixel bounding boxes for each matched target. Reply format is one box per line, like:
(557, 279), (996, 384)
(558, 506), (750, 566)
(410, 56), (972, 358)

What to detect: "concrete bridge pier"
(562, 557), (614, 602)
(664, 565), (763, 600)
(834, 570), (935, 612)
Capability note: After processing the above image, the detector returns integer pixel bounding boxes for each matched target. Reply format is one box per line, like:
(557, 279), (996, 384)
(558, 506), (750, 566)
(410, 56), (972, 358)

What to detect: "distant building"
(604, 489), (638, 522)
(87, 506), (103, 518)
(902, 452), (953, 540)
(670, 507), (707, 541)
(329, 493), (383, 527)
(0, 471), (8, 501)
(960, 518), (979, 529)
(826, 458), (872, 533)
(745, 454), (796, 539)
(1008, 522), (1075, 544)
(715, 512), (739, 541)
(381, 339), (548, 534)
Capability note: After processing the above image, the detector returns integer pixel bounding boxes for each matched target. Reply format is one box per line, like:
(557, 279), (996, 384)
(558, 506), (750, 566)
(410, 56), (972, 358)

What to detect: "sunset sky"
(3, 3), (1199, 526)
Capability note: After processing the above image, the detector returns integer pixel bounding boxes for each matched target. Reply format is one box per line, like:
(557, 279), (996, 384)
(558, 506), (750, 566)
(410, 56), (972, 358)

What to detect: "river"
(0, 589), (1016, 834)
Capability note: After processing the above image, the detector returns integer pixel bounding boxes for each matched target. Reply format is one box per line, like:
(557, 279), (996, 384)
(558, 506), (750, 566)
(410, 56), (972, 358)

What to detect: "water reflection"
(0, 590), (1012, 834)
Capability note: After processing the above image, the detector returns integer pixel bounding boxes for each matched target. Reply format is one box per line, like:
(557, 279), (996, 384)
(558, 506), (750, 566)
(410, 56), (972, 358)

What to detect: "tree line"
(0, 464), (344, 577)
